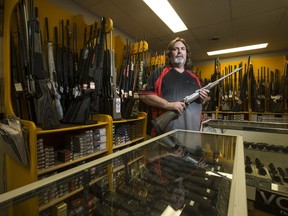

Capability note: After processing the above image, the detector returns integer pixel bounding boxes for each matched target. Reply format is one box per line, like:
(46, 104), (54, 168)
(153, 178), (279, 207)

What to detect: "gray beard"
(172, 56), (185, 67)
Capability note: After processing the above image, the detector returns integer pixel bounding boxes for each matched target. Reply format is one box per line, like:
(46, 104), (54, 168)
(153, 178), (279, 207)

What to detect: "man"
(139, 37), (210, 136)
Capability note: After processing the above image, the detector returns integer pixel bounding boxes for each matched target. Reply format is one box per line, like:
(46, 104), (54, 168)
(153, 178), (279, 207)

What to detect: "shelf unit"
(2, 0), (148, 214)
(4, 115), (111, 215)
(4, 113), (147, 215)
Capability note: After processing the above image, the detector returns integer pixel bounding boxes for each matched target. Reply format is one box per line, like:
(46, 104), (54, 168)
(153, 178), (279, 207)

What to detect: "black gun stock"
(152, 67), (242, 134)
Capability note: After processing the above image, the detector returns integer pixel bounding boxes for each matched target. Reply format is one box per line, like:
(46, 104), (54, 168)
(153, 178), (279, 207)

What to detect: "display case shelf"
(0, 129), (247, 216)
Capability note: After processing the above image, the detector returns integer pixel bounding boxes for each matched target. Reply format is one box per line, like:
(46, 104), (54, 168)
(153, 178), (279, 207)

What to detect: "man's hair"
(165, 37), (192, 69)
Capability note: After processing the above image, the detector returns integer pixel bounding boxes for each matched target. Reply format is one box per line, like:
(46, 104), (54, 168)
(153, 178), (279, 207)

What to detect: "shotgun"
(16, 1), (37, 122)
(89, 17), (106, 114)
(45, 17), (63, 120)
(72, 22), (79, 87)
(10, 32), (22, 118)
(66, 19), (74, 90)
(28, 4), (59, 129)
(152, 67), (242, 134)
(61, 19), (68, 113)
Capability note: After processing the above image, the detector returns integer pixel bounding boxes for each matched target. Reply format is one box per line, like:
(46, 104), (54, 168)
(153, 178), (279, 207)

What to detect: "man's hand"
(166, 101), (186, 114)
(199, 88), (210, 104)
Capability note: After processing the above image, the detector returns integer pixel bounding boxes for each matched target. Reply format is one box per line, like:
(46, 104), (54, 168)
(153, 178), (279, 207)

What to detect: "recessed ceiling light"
(143, 0), (188, 33)
(207, 43), (268, 56)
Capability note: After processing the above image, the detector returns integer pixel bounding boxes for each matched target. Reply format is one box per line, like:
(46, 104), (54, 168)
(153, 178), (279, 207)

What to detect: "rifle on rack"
(233, 65), (238, 109)
(270, 55), (288, 112)
(28, 3), (59, 129)
(206, 58), (221, 111)
(14, 1), (37, 122)
(118, 40), (129, 95)
(232, 57), (250, 111)
(10, 31), (23, 118)
(120, 40), (145, 119)
(111, 49), (122, 120)
(152, 67), (242, 134)
(62, 18), (107, 124)
(220, 66), (231, 111)
(104, 20), (122, 120)
(66, 20), (74, 92)
(89, 17), (106, 115)
(72, 22), (79, 89)
(77, 24), (94, 86)
(60, 19), (68, 113)
(61, 24), (94, 124)
(54, 26), (64, 111)
(265, 67), (271, 112)
(45, 17), (63, 120)
(235, 62), (242, 103)
(228, 65), (233, 108)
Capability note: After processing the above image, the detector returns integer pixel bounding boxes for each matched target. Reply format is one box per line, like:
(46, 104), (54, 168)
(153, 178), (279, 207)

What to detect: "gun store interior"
(0, 0), (287, 215)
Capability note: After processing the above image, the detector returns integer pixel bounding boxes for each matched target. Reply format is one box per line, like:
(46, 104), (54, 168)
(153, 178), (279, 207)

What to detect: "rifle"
(28, 4), (59, 129)
(89, 17), (106, 114)
(265, 67), (271, 112)
(62, 23), (95, 124)
(107, 21), (121, 120)
(45, 17), (63, 120)
(220, 66), (231, 111)
(111, 50), (122, 120)
(72, 22), (79, 88)
(15, 1), (37, 122)
(249, 62), (258, 111)
(232, 57), (250, 111)
(121, 40), (140, 119)
(118, 41), (129, 95)
(233, 65), (238, 108)
(152, 67), (242, 134)
(255, 67), (264, 112)
(61, 19), (68, 113)
(10, 31), (22, 118)
(270, 55), (288, 112)
(77, 24), (94, 86)
(54, 26), (63, 100)
(66, 19), (74, 90)
(235, 62), (242, 103)
(207, 58), (221, 111)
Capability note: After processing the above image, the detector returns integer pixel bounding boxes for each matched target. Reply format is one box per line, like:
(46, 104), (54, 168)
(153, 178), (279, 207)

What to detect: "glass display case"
(0, 129), (246, 216)
(201, 120), (288, 215)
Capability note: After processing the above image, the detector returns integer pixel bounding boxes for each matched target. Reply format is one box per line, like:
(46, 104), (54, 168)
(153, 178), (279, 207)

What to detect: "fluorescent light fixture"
(143, 0), (188, 33)
(207, 43), (268, 56)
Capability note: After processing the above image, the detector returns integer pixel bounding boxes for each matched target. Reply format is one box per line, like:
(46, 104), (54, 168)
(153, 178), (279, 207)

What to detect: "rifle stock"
(152, 67), (242, 134)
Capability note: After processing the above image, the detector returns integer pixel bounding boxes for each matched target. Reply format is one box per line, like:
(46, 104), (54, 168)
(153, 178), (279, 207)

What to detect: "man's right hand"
(166, 101), (186, 114)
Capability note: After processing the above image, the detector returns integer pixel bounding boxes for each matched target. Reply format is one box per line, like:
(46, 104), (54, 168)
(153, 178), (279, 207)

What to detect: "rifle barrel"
(184, 67), (242, 104)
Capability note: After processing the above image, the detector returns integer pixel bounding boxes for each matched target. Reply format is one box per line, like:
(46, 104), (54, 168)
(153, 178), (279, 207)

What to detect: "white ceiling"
(70, 0), (288, 61)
